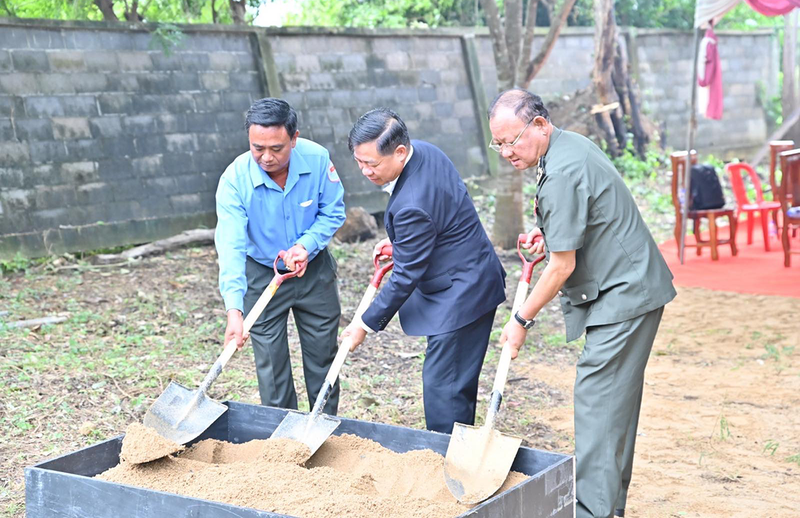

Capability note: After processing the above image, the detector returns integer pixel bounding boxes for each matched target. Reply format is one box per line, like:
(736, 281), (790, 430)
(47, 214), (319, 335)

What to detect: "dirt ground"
(1, 238), (799, 516)
(523, 287), (800, 517)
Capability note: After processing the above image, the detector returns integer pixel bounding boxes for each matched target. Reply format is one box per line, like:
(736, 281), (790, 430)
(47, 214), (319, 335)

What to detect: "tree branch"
(516, 0), (539, 87)
(92, 0), (120, 21)
(480, 0), (513, 90)
(522, 0), (578, 87)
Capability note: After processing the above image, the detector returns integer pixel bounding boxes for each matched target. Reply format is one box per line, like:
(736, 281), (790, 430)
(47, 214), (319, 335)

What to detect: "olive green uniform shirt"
(536, 128), (676, 342)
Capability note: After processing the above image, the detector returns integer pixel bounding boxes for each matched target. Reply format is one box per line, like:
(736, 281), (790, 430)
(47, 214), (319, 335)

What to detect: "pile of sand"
(99, 433), (528, 518)
(119, 423), (184, 464)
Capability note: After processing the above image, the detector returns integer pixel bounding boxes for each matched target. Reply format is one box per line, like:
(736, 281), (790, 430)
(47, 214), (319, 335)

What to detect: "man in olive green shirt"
(489, 89), (676, 518)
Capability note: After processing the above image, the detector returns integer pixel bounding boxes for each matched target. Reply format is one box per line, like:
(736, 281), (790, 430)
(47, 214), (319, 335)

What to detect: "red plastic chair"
(725, 162), (781, 251)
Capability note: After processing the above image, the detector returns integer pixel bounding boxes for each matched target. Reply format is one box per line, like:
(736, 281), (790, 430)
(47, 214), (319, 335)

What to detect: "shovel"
(143, 251), (306, 445)
(270, 242), (394, 459)
(444, 234), (545, 504)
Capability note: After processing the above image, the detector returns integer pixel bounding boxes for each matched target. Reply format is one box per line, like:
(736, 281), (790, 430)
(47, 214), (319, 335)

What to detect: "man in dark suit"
(340, 108), (506, 434)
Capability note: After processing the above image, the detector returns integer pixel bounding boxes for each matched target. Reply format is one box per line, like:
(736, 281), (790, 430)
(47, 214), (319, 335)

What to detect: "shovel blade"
(270, 410), (341, 460)
(143, 381), (227, 445)
(444, 422), (523, 504)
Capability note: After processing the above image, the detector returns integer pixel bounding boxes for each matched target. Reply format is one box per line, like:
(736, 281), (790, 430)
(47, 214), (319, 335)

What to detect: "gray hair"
(488, 88), (550, 123)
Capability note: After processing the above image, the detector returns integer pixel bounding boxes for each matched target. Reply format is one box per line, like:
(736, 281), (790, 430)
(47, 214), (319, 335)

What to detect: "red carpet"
(658, 216), (800, 298)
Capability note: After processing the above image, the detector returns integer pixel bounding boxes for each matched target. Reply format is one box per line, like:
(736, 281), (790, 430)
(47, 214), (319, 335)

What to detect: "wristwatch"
(513, 311), (535, 330)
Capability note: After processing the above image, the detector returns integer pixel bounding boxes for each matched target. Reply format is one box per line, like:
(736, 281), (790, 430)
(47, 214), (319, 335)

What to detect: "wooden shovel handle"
(197, 252), (289, 395)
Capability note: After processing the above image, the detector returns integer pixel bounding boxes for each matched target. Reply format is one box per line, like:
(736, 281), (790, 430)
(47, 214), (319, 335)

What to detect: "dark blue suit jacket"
(361, 140), (506, 336)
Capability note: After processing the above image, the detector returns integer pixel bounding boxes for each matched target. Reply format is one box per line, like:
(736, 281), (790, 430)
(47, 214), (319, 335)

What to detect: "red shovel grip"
(517, 233), (546, 284)
(273, 250), (307, 286)
(371, 243), (394, 288)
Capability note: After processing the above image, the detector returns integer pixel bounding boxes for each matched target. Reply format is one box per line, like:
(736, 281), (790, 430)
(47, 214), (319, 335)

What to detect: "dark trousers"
(574, 306), (665, 518)
(243, 249), (341, 414)
(423, 308), (496, 434)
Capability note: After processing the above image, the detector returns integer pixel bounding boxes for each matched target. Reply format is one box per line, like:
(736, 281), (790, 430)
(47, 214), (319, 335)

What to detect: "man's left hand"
(341, 322), (367, 352)
(500, 318), (527, 360)
(284, 244), (308, 276)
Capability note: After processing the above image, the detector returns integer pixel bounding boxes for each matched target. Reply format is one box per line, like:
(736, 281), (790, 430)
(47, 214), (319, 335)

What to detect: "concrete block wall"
(269, 33), (487, 213)
(0, 20), (262, 258)
(474, 28), (776, 158)
(475, 28), (596, 102)
(0, 20), (779, 259)
(634, 29), (777, 157)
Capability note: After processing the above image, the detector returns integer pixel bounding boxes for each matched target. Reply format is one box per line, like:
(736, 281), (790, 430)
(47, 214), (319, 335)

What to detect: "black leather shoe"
(614, 510), (625, 517)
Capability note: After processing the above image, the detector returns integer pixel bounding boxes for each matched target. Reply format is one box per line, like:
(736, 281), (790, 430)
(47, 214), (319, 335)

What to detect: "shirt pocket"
(417, 271), (453, 294)
(298, 195), (318, 230)
(563, 280), (599, 306)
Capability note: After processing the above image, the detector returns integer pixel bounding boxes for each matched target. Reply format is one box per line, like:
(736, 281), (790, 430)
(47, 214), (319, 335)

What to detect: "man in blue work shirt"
(215, 98), (346, 414)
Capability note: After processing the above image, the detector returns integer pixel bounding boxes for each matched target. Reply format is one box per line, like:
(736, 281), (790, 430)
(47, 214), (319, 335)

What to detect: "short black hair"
(488, 88), (550, 123)
(347, 108), (410, 155)
(245, 97), (298, 136)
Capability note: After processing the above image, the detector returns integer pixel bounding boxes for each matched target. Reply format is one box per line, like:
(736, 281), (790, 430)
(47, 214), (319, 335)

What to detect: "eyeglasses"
(488, 119), (532, 153)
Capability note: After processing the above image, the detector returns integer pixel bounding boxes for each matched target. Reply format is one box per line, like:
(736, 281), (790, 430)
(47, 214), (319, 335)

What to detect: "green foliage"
(570, 0), (783, 29)
(0, 0), (238, 23)
(612, 140), (665, 182)
(287, 0), (468, 28)
(0, 0), (102, 20)
(762, 439), (779, 456)
(149, 23), (186, 55)
(615, 0), (694, 30)
(0, 252), (31, 275)
(715, 3), (784, 30)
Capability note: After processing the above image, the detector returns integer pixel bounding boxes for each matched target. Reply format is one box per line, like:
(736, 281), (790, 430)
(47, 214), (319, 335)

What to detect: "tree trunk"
(481, 0), (577, 248)
(124, 0), (142, 21)
(93, 0), (119, 21)
(616, 32), (648, 155)
(229, 0), (246, 24)
(492, 162), (526, 249)
(480, 0), (513, 89)
(592, 0), (620, 156)
(783, 11), (800, 142)
(504, 0), (523, 85)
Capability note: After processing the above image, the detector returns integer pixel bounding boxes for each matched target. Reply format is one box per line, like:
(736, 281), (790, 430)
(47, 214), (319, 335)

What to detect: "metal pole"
(681, 27), (702, 265)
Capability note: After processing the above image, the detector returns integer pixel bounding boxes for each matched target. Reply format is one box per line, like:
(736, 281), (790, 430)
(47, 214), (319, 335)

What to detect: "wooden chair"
(777, 149), (800, 267)
(769, 140), (794, 200)
(725, 162), (781, 251)
(670, 151), (737, 261)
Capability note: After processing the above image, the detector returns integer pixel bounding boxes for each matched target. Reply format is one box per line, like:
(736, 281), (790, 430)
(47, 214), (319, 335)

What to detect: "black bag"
(689, 164), (725, 211)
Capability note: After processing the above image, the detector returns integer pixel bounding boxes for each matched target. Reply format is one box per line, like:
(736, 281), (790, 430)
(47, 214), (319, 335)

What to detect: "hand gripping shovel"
(444, 234), (545, 504)
(143, 251), (306, 445)
(270, 243), (394, 459)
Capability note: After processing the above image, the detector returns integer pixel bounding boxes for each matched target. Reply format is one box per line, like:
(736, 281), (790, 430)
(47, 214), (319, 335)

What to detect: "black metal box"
(26, 401), (574, 517)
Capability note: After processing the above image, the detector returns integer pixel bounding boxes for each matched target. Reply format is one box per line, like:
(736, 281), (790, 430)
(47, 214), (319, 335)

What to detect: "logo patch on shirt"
(327, 162), (340, 183)
(300, 199), (313, 207)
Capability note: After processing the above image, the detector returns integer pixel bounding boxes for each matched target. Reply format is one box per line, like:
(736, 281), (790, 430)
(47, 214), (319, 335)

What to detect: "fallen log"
(5, 315), (69, 328)
(92, 228), (215, 265)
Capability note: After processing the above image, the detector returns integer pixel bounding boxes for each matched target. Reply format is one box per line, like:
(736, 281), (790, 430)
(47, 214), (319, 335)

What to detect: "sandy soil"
(119, 423), (184, 464)
(98, 433), (527, 518)
(516, 286), (800, 517)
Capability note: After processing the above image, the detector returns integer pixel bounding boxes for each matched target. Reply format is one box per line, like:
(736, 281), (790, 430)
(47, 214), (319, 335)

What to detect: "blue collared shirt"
(215, 138), (346, 312)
